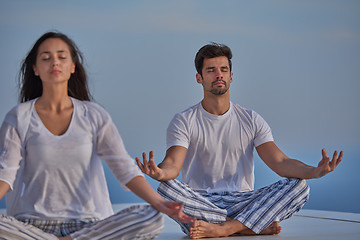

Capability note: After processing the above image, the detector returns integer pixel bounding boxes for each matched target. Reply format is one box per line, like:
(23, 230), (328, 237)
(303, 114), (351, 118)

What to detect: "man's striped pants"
(158, 178), (309, 235)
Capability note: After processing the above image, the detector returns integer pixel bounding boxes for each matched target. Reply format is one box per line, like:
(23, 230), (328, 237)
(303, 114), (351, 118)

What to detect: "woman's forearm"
(0, 180), (10, 200)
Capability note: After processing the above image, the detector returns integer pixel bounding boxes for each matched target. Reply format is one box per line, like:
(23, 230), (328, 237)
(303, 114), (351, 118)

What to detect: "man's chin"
(211, 89), (228, 95)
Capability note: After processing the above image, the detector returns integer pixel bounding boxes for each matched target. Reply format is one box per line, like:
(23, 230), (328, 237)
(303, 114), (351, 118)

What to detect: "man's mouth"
(212, 80), (226, 86)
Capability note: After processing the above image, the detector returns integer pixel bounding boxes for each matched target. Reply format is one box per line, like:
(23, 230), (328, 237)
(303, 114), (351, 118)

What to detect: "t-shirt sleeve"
(166, 113), (189, 150)
(253, 112), (274, 147)
(0, 121), (22, 190)
(87, 103), (143, 190)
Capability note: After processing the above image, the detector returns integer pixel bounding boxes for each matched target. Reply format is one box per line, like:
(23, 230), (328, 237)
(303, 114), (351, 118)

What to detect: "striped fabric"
(0, 205), (164, 240)
(158, 178), (309, 235)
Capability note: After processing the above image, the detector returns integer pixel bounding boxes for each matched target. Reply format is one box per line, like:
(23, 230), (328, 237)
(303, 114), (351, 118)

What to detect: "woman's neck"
(36, 84), (72, 112)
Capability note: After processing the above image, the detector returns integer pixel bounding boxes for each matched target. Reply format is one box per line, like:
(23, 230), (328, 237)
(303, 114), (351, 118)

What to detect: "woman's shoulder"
(4, 100), (36, 124)
(73, 98), (112, 122)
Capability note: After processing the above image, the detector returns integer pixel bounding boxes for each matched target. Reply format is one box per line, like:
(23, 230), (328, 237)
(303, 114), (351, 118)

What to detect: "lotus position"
(0, 31), (193, 240)
(137, 43), (343, 239)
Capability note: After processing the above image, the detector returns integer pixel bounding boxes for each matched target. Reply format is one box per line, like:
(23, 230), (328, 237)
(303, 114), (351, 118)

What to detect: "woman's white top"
(0, 98), (143, 220)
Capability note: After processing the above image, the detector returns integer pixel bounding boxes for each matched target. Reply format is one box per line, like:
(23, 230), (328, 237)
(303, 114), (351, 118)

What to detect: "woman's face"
(33, 38), (75, 86)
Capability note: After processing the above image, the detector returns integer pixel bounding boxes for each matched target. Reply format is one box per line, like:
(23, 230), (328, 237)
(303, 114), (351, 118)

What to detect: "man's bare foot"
(239, 222), (282, 236)
(189, 220), (281, 239)
(189, 219), (246, 239)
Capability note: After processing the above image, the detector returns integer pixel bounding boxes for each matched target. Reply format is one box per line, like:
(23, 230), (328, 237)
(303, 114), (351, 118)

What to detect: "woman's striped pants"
(0, 204), (163, 240)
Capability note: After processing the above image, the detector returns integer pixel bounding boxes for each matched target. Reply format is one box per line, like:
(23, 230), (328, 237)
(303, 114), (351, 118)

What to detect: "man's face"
(196, 56), (233, 96)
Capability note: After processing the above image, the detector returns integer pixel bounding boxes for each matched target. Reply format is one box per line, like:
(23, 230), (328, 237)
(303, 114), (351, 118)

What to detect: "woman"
(0, 32), (193, 240)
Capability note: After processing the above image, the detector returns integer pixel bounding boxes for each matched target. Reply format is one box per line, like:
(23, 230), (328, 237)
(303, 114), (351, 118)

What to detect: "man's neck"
(201, 94), (230, 115)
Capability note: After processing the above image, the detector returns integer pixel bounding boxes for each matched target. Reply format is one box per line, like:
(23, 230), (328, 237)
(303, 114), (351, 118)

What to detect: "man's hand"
(136, 151), (164, 181)
(313, 148), (343, 178)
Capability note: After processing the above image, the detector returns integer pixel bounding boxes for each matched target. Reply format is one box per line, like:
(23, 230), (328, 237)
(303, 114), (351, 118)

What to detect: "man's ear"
(196, 73), (202, 84)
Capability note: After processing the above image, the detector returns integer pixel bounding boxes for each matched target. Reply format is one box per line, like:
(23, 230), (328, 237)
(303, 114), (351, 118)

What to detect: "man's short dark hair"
(195, 43), (232, 76)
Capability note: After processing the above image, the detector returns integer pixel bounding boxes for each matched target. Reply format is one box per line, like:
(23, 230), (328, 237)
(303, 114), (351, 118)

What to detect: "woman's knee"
(133, 205), (164, 228)
(134, 205), (164, 238)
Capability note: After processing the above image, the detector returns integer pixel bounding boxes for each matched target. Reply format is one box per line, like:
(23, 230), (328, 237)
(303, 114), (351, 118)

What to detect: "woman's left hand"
(155, 201), (195, 223)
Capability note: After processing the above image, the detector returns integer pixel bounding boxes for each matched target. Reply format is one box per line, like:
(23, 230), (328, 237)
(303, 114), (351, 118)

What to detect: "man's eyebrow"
(205, 66), (215, 70)
(205, 66), (229, 70)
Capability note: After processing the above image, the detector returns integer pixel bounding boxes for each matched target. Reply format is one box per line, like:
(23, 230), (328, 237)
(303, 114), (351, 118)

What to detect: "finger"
(338, 150), (343, 162)
(335, 150), (343, 167)
(330, 150), (338, 170)
(149, 151), (155, 161)
(149, 158), (158, 171)
(142, 152), (149, 171)
(318, 149), (328, 167)
(142, 152), (148, 162)
(148, 151), (157, 169)
(322, 148), (328, 159)
(321, 148), (331, 163)
(135, 157), (144, 171)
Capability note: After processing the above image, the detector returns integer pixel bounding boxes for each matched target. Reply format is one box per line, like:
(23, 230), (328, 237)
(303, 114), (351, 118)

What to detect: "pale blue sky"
(0, 0), (359, 212)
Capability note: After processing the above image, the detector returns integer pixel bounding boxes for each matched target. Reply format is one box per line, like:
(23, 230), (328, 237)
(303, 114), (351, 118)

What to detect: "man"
(136, 43), (343, 239)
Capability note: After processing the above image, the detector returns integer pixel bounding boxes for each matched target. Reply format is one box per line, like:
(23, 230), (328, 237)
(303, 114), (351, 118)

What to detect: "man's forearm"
(157, 162), (181, 181)
(274, 158), (317, 179)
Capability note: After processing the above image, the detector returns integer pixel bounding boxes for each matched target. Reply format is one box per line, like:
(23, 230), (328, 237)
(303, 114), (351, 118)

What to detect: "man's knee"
(157, 179), (182, 190)
(157, 179), (186, 200)
(286, 178), (310, 203)
(290, 178), (309, 193)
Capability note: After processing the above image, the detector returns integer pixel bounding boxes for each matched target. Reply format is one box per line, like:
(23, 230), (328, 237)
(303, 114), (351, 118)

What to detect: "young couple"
(0, 32), (342, 239)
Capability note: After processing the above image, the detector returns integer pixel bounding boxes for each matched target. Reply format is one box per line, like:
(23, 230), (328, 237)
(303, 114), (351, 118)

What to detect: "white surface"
(1, 204), (360, 239)
(114, 204), (360, 240)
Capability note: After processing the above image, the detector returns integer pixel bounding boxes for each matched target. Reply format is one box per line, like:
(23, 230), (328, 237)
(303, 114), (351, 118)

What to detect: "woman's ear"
(33, 65), (39, 76)
(71, 62), (75, 74)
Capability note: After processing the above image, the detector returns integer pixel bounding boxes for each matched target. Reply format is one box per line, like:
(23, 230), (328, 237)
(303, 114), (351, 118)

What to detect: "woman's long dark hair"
(18, 31), (92, 102)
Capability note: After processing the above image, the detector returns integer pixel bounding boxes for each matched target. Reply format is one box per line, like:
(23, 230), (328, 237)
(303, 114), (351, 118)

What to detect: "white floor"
(113, 204), (360, 240)
(1, 204), (360, 239)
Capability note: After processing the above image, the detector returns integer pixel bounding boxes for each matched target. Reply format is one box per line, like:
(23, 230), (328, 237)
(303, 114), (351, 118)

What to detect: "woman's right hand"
(0, 180), (10, 200)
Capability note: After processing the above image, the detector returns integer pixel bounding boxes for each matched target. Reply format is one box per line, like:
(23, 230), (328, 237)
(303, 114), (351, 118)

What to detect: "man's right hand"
(136, 151), (164, 181)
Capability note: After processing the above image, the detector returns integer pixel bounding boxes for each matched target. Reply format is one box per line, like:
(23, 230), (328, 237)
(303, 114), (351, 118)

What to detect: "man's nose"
(215, 69), (223, 79)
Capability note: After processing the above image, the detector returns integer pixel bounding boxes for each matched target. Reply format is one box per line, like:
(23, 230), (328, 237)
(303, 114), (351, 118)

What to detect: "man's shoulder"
(231, 102), (256, 116)
(168, 103), (201, 128)
(175, 102), (201, 117)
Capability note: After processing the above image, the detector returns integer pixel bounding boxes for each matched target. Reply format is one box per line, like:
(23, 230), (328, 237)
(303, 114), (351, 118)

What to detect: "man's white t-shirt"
(167, 102), (273, 193)
(0, 98), (143, 220)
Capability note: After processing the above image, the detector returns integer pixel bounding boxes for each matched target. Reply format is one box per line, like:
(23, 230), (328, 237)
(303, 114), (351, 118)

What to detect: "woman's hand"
(153, 200), (195, 223)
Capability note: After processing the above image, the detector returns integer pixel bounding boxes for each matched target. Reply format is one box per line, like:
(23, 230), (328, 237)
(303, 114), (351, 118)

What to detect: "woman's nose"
(51, 58), (60, 66)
